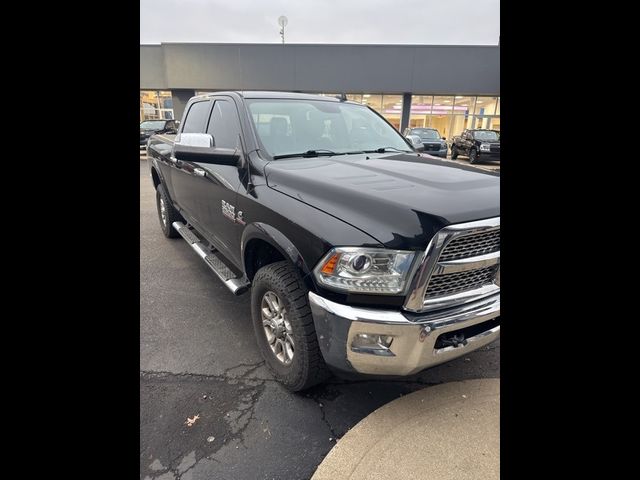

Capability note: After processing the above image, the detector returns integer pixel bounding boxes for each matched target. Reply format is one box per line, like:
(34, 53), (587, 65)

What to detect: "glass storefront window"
(408, 96), (432, 131)
(428, 96), (454, 138)
(408, 94), (499, 139)
(382, 95), (403, 130)
(140, 90), (174, 121)
(473, 116), (498, 130)
(346, 94), (362, 103)
(361, 94), (383, 112)
(411, 95), (433, 115)
(453, 96), (475, 116)
(429, 115), (451, 138)
(450, 116), (472, 139)
(474, 97), (498, 116)
(432, 96), (454, 114)
(448, 96), (475, 138)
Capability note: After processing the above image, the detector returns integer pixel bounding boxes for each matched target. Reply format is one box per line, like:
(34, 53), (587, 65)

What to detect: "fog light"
(351, 334), (395, 356)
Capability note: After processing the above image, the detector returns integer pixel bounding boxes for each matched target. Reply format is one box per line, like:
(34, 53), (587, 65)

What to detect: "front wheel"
(469, 148), (479, 164)
(156, 183), (182, 238)
(451, 145), (459, 159)
(251, 261), (330, 391)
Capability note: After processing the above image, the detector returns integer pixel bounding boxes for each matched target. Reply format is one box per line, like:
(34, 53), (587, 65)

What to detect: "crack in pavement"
(311, 396), (340, 441)
(140, 362), (268, 383)
(140, 362), (267, 480)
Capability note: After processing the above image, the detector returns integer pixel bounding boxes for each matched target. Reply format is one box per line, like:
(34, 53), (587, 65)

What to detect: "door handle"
(194, 168), (206, 177)
(169, 156), (183, 167)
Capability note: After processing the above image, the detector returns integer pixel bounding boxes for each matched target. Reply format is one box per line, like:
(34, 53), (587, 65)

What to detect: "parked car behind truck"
(140, 119), (178, 146)
(451, 129), (501, 164)
(403, 127), (448, 157)
(147, 91), (500, 391)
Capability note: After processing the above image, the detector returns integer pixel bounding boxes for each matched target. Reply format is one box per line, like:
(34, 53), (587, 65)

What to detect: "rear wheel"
(251, 261), (331, 391)
(451, 145), (459, 159)
(156, 183), (181, 238)
(469, 148), (479, 164)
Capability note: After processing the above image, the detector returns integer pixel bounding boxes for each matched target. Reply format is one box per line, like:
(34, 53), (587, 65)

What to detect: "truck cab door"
(170, 99), (213, 222)
(177, 97), (247, 266)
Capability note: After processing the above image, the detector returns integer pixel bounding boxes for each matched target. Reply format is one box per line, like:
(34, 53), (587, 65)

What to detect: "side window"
(166, 121), (175, 131)
(181, 100), (211, 133)
(207, 99), (241, 149)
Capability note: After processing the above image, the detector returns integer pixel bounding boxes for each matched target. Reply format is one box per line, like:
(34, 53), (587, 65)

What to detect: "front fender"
(147, 145), (169, 188)
(241, 222), (313, 283)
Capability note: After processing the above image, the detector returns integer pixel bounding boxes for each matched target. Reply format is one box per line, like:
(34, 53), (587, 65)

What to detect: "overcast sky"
(140, 0), (499, 45)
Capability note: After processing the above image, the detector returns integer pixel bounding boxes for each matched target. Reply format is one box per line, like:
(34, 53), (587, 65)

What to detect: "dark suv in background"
(403, 127), (448, 157)
(140, 119), (179, 146)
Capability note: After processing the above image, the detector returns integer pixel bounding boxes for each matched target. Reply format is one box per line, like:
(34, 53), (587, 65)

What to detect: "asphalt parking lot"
(140, 152), (500, 480)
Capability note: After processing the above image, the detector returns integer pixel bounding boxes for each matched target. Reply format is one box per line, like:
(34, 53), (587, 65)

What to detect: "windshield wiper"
(272, 149), (345, 160)
(363, 147), (412, 154)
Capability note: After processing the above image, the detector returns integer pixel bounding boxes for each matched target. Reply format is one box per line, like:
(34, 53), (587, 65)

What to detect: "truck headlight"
(480, 143), (491, 152)
(313, 247), (416, 294)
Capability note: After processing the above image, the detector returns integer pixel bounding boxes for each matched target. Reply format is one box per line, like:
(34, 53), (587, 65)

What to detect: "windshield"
(140, 121), (165, 130)
(411, 128), (440, 140)
(247, 99), (411, 158)
(473, 130), (500, 142)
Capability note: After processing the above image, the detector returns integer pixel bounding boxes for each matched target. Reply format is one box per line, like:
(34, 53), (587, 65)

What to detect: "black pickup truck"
(451, 129), (501, 164)
(147, 91), (500, 391)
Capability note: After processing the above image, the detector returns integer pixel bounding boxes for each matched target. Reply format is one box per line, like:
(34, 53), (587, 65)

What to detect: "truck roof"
(193, 91), (353, 102)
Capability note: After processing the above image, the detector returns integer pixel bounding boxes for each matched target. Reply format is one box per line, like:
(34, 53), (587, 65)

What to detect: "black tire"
(469, 148), (479, 164)
(156, 183), (181, 238)
(451, 145), (459, 159)
(251, 261), (331, 391)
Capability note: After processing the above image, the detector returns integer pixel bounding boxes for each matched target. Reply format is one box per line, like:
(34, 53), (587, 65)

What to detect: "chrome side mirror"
(175, 133), (214, 148)
(174, 133), (240, 165)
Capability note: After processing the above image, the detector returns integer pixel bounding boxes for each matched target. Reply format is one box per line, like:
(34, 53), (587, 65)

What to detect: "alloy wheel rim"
(159, 197), (167, 226)
(261, 291), (295, 365)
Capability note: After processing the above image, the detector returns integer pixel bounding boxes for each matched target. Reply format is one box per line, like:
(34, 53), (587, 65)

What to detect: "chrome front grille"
(403, 217), (500, 313)
(426, 265), (498, 298)
(439, 227), (500, 261)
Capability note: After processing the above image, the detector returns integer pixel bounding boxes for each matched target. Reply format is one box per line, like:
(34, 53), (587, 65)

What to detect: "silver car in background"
(403, 127), (448, 158)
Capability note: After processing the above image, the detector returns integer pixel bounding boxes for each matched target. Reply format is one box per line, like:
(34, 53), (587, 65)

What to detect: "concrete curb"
(312, 379), (499, 480)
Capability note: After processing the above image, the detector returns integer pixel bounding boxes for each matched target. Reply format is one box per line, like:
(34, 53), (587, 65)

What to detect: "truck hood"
(264, 153), (500, 250)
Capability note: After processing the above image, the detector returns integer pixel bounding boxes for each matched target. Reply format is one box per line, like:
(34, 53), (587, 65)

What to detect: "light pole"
(278, 16), (288, 45)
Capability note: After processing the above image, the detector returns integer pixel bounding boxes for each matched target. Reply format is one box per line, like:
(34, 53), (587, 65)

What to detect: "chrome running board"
(172, 221), (250, 295)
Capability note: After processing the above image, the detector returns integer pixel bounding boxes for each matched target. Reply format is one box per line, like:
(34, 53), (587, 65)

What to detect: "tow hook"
(419, 325), (432, 342)
(440, 333), (468, 348)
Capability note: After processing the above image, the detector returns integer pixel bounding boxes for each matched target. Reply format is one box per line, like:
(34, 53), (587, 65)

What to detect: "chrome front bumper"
(309, 292), (500, 376)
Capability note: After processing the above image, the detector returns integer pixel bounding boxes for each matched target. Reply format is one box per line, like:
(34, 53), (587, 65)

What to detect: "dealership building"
(140, 43), (499, 138)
